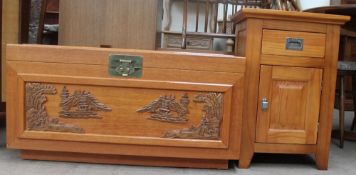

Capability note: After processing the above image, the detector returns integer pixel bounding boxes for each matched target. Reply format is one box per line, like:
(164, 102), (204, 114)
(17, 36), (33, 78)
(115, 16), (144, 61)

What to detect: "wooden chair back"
(181, 0), (269, 49)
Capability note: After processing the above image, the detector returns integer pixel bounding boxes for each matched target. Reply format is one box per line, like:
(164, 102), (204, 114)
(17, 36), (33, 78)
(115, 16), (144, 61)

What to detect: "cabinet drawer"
(262, 30), (326, 58)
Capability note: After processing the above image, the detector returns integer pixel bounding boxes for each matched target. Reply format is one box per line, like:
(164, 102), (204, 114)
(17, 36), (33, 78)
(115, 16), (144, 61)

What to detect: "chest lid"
(7, 44), (246, 74)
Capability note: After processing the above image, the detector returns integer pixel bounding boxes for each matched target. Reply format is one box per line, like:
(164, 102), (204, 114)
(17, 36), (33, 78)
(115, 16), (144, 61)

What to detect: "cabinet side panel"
(238, 19), (263, 168)
(315, 25), (341, 170)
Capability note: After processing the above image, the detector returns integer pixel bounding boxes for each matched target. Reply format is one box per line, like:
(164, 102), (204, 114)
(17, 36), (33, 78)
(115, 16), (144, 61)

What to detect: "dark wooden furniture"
(41, 0), (59, 44)
(0, 0), (4, 121)
(20, 0), (31, 43)
(44, 0), (59, 25)
(20, 0), (59, 44)
(304, 5), (356, 34)
(337, 61), (356, 148)
(305, 5), (356, 147)
(341, 0), (356, 4)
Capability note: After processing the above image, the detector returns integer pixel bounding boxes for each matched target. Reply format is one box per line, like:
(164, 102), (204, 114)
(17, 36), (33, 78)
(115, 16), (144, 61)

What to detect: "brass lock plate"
(108, 55), (143, 78)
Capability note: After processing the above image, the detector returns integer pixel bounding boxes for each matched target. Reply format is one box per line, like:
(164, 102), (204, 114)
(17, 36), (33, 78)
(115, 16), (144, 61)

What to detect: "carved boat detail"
(59, 86), (112, 119)
(137, 93), (190, 123)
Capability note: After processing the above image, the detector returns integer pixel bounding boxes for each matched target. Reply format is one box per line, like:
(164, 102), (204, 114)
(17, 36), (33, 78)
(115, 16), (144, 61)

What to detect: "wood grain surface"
(256, 66), (322, 144)
(315, 25), (342, 170)
(262, 30), (326, 58)
(21, 150), (229, 169)
(1, 0), (19, 101)
(233, 9), (348, 170)
(7, 44), (244, 161)
(59, 0), (162, 49)
(232, 8), (350, 25)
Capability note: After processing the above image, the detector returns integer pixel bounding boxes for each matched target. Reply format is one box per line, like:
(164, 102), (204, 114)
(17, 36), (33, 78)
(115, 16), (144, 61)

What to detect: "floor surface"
(0, 110), (355, 175)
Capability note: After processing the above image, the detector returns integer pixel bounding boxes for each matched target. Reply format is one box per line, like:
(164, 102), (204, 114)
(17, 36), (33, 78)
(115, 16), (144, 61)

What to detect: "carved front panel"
(25, 83), (226, 140)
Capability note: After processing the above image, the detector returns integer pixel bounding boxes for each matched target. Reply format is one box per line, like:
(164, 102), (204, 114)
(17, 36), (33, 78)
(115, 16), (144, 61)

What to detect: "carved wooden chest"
(6, 44), (245, 169)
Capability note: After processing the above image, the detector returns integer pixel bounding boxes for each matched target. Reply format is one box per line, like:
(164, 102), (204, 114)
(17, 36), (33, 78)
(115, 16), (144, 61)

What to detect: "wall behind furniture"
(1, 0), (19, 102)
(298, 0), (330, 10)
(59, 0), (162, 50)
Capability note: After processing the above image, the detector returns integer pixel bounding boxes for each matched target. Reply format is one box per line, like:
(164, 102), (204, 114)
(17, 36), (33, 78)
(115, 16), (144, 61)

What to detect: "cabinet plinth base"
(20, 150), (229, 169)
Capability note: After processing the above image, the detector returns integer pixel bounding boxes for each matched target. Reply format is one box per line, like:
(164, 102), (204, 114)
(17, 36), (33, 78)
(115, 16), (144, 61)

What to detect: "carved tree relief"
(59, 86), (112, 119)
(137, 94), (190, 123)
(26, 83), (84, 133)
(137, 92), (224, 140)
(163, 93), (224, 140)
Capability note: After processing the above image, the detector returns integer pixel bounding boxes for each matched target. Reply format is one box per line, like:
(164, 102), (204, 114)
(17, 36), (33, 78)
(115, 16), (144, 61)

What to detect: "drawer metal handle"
(108, 55), (143, 78)
(285, 38), (304, 51)
(261, 98), (269, 111)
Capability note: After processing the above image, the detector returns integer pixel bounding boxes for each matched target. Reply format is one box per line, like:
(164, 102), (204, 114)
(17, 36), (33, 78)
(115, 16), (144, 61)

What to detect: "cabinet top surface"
(232, 8), (350, 25)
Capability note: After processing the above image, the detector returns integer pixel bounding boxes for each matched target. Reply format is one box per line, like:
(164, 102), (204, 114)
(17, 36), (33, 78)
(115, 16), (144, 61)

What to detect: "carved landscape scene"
(26, 83), (224, 140)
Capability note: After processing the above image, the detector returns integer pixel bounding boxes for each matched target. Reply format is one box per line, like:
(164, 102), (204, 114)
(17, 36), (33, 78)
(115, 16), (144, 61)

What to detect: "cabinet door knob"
(261, 98), (269, 111)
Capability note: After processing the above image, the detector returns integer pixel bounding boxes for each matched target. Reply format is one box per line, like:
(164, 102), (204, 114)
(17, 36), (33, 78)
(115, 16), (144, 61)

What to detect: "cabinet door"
(256, 66), (322, 144)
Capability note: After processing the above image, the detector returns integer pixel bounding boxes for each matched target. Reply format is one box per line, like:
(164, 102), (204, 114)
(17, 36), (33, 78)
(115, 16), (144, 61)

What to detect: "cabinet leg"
(351, 75), (356, 131)
(238, 151), (253, 168)
(339, 76), (345, 148)
(315, 76), (343, 170)
(315, 152), (329, 170)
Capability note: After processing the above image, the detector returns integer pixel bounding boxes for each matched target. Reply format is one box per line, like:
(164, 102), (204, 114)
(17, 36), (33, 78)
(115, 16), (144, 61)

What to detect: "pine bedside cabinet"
(233, 9), (349, 170)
